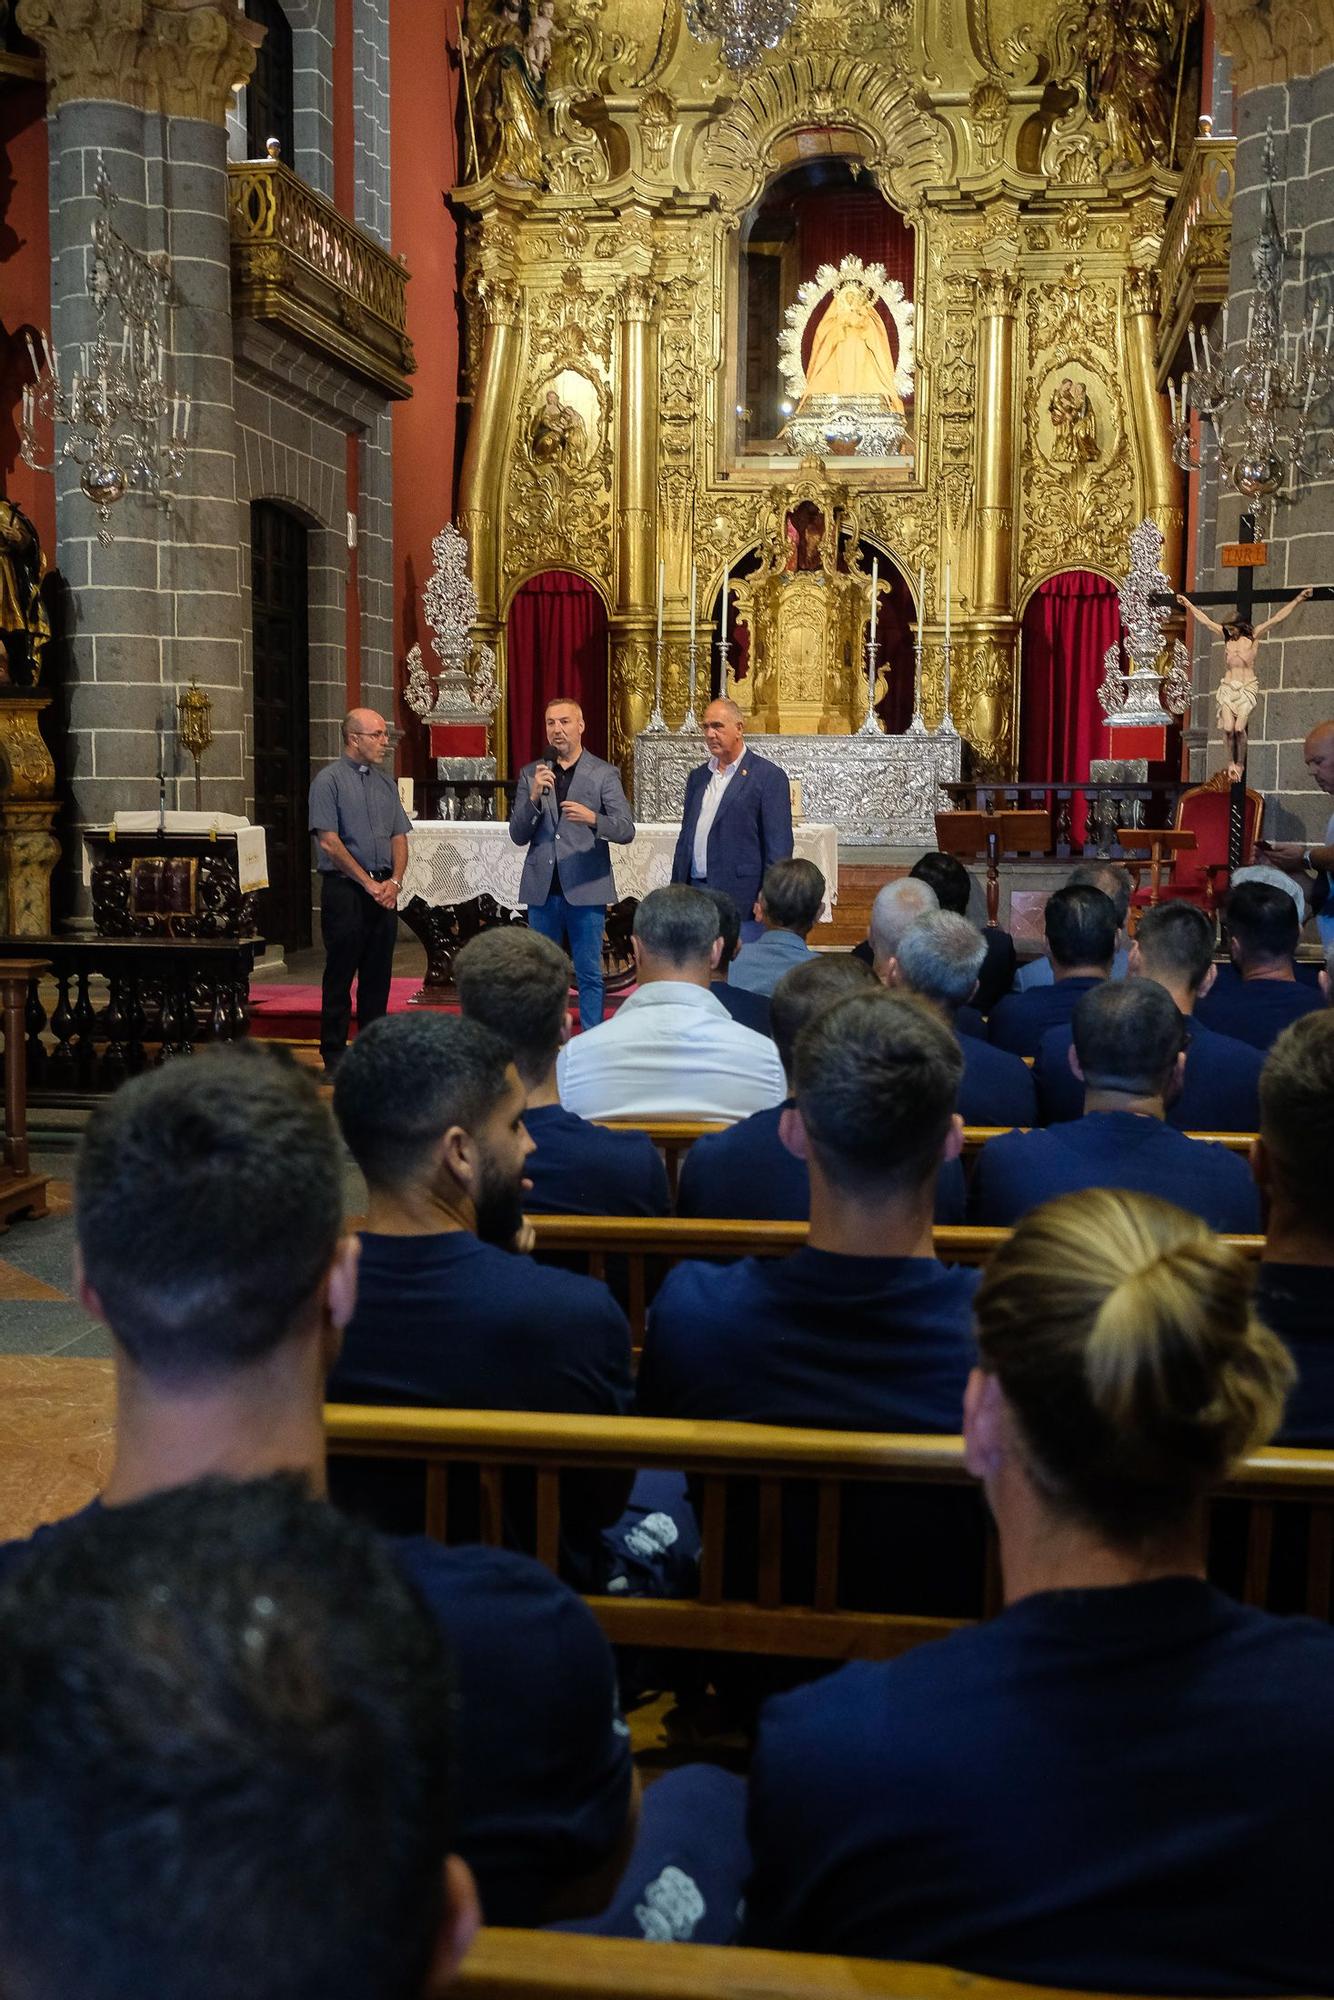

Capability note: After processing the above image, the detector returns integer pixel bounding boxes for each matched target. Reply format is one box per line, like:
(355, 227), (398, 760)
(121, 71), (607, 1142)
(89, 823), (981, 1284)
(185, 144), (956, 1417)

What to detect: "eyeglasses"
(353, 728), (390, 741)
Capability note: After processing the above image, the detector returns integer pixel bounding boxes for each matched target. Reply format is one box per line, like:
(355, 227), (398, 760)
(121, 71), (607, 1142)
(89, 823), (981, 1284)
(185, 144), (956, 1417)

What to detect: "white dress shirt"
(557, 981), (786, 1123)
(691, 754), (742, 878)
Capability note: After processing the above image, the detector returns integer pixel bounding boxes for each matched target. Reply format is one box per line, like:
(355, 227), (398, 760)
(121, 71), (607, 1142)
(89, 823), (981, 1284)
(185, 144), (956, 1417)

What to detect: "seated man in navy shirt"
(0, 1480), (482, 2000)
(1014, 859), (1131, 990)
(970, 980), (1261, 1232)
(730, 857), (824, 998)
(642, 989), (981, 1613)
(1252, 1011), (1334, 1445)
(907, 849), (1016, 1014)
(454, 925), (669, 1217)
(988, 882), (1115, 1058)
(891, 910), (1036, 1127)
(330, 1013), (634, 1570)
(0, 1047), (642, 1932)
(676, 952), (968, 1224)
(1035, 899), (1264, 1131)
(1197, 879), (1323, 1052)
(702, 886), (772, 1036)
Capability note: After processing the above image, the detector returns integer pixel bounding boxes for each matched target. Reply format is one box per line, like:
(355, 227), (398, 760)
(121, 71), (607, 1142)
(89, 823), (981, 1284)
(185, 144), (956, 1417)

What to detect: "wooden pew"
(325, 1408), (1330, 1658)
(525, 1216), (1265, 1348)
(455, 1927), (1153, 2000)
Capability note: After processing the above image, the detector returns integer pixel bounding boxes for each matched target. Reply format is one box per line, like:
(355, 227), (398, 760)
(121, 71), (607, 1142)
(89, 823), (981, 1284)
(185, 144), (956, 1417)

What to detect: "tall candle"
(917, 561), (926, 616)
(689, 562), (697, 647)
(944, 560), (951, 646)
(1169, 380), (1178, 426)
(655, 559), (664, 646)
(1188, 324), (1199, 371)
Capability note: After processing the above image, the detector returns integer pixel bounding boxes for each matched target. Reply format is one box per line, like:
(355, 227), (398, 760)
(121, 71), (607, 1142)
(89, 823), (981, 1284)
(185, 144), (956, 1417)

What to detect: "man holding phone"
(508, 696), (634, 1028)
(1260, 720), (1334, 950)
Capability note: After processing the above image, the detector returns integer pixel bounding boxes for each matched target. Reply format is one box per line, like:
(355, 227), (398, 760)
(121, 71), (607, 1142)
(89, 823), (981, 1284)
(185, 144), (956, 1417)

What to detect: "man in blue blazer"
(670, 698), (793, 925)
(509, 696), (634, 1028)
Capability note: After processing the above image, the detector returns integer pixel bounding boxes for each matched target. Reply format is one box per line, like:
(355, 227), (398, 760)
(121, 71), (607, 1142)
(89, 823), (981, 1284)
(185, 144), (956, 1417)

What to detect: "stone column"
(17, 0), (259, 868)
(973, 270), (1020, 620)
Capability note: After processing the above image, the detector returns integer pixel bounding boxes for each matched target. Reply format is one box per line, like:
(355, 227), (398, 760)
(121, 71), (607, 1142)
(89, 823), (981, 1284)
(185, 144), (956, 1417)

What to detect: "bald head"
(341, 709), (390, 765)
(1305, 722), (1334, 796)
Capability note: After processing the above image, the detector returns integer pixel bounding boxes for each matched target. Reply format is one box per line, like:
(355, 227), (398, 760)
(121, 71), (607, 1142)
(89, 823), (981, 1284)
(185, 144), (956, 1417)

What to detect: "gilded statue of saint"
(0, 498), (51, 686)
(1048, 377), (1098, 464)
(530, 387), (587, 467)
(799, 282), (902, 409)
(466, 0), (549, 187)
(1083, 0), (1192, 168)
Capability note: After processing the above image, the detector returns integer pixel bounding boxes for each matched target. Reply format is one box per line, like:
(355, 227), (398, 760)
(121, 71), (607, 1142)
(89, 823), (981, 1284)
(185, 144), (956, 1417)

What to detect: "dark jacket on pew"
(522, 1103), (670, 1217)
(987, 973), (1105, 1059)
(1033, 1016), (1264, 1131)
(328, 1232), (633, 1576)
(1195, 971), (1323, 1052)
(956, 1033), (1036, 1128)
(711, 980), (773, 1036)
(675, 1107), (967, 1224)
(744, 1576), (1334, 1995)
(967, 1112), (1261, 1234)
(638, 1249), (982, 1615)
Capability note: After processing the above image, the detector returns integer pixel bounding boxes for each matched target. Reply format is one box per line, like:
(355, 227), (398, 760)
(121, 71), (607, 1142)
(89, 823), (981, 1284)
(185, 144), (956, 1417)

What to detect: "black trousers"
(319, 873), (399, 1066)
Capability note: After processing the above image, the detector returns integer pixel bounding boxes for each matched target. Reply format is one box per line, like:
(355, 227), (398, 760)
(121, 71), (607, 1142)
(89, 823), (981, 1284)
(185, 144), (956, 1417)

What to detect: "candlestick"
(655, 559), (664, 647)
(25, 331), (39, 378)
(858, 558), (881, 735)
(1188, 324), (1199, 371)
(943, 560), (951, 647)
(715, 565), (731, 700)
(688, 562), (697, 648)
(678, 637), (701, 735)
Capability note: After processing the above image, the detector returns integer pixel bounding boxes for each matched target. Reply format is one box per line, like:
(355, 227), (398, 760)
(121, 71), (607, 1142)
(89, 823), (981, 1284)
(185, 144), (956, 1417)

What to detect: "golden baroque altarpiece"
(454, 0), (1187, 782)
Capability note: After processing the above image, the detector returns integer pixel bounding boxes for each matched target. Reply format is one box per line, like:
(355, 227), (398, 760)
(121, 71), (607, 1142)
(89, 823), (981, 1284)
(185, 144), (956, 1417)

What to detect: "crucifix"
(1152, 514), (1331, 869)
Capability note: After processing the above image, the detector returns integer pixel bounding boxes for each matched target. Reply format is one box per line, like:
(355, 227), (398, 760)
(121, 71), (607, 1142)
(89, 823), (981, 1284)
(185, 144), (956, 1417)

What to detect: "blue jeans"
(526, 894), (606, 1027)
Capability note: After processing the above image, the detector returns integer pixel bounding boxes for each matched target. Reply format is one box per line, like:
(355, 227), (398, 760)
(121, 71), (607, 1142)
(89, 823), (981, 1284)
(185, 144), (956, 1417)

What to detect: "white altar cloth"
(401, 820), (839, 922)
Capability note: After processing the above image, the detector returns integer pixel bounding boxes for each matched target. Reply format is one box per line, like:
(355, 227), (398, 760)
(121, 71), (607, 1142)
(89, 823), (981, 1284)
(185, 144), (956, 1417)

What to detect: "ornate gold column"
(610, 276), (658, 773)
(0, 696), (60, 935)
(1123, 266), (1184, 584)
(459, 277), (524, 757)
(974, 270), (1020, 619)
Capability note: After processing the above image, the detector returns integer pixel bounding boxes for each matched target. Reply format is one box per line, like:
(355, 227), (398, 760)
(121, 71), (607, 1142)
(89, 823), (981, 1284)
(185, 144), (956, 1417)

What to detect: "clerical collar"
(358, 763), (370, 775)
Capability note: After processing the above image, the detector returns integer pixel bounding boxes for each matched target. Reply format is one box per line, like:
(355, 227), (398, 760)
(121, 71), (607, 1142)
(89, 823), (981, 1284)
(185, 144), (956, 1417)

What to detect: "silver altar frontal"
(634, 731), (962, 848)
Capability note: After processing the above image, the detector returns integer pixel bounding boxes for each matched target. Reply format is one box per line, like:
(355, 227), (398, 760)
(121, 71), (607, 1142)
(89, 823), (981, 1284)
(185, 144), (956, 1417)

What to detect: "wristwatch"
(1303, 847), (1314, 871)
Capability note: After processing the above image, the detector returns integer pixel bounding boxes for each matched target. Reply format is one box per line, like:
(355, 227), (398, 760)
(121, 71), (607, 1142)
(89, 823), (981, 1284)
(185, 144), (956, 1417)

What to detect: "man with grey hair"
(867, 876), (939, 976)
(670, 698), (793, 928)
(891, 912), (1036, 1126)
(558, 884), (785, 1120)
(308, 706), (411, 1074)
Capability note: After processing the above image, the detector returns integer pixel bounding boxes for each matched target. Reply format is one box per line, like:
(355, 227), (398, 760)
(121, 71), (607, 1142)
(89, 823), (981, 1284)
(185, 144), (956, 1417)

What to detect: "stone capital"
(17, 0), (262, 124)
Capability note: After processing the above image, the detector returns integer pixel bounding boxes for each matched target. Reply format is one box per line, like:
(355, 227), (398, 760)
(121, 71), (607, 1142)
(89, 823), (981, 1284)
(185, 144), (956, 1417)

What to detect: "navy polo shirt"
(1196, 975), (1323, 1052)
(328, 1232), (633, 1571)
(522, 1103), (670, 1217)
(956, 1031), (1036, 1128)
(308, 755), (411, 873)
(1255, 1264), (1334, 1446)
(675, 1107), (967, 1224)
(711, 980), (773, 1036)
(743, 1577), (1334, 1993)
(0, 1506), (633, 1933)
(967, 1111), (1261, 1232)
(639, 1249), (982, 1615)
(987, 974), (1106, 1058)
(1034, 1016), (1264, 1132)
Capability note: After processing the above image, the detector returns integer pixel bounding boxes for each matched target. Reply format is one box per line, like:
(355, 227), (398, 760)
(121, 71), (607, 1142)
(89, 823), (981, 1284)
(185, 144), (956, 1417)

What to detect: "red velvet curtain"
(1019, 569), (1121, 843)
(506, 570), (609, 771)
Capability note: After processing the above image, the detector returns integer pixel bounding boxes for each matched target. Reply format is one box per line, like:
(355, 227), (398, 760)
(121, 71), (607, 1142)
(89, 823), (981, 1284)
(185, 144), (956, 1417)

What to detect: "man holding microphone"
(509, 696), (634, 1028)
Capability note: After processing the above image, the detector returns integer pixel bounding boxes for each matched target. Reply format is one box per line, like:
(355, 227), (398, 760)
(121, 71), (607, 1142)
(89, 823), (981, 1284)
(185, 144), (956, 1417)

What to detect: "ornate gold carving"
(505, 271), (614, 582)
(228, 162), (416, 398)
(478, 275), (524, 327)
(615, 275), (657, 324)
(610, 635), (654, 774)
(1213, 0), (1334, 90)
(967, 78), (1009, 173)
(1123, 265), (1160, 317)
(953, 637), (1016, 775)
(977, 269), (1021, 317)
(17, 0), (260, 122)
(638, 88), (676, 172)
(1021, 272), (1134, 588)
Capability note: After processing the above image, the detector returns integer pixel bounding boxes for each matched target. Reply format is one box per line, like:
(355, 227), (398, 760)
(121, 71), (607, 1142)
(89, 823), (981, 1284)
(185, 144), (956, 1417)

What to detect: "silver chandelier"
(20, 155), (191, 545)
(1166, 125), (1331, 517)
(684, 0), (797, 73)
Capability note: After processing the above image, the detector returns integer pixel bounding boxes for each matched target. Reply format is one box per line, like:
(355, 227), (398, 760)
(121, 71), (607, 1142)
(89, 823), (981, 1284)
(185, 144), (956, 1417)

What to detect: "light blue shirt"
(1016, 943), (1130, 990)
(729, 928), (816, 999)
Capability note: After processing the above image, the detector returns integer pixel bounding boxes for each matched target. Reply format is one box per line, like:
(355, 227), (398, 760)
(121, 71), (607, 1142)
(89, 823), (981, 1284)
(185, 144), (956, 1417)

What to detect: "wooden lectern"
(935, 809), (1050, 927)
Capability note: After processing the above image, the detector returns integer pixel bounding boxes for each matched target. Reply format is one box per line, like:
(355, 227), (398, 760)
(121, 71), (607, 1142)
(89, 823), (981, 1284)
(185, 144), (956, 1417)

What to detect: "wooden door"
(251, 500), (311, 953)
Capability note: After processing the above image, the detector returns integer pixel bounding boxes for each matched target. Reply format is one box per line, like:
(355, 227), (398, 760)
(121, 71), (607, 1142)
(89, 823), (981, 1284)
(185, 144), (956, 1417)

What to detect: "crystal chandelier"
(20, 155), (191, 546)
(1166, 126), (1331, 518)
(684, 0), (797, 73)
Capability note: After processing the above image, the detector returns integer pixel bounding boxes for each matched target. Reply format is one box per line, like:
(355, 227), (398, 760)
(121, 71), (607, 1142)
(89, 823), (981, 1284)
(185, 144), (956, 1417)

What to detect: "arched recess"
(250, 499), (312, 953)
(505, 570), (610, 770)
(1019, 569), (1122, 842)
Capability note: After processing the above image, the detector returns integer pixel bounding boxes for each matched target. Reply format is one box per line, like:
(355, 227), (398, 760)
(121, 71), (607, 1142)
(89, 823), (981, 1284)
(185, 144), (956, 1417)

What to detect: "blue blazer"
(508, 752), (633, 908)
(670, 750), (794, 921)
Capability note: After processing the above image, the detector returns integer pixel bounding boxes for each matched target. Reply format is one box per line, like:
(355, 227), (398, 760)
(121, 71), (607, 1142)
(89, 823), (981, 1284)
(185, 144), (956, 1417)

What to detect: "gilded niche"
(1020, 269), (1135, 589)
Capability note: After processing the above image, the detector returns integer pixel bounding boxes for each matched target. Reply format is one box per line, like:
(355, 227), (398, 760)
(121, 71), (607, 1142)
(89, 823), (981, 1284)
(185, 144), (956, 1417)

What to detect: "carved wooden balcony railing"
(228, 159), (415, 400)
(1156, 134), (1235, 386)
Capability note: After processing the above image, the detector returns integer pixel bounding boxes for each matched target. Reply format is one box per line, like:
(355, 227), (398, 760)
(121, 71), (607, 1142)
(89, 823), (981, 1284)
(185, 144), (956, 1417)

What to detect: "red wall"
(388, 4), (461, 783)
(0, 81), (54, 557)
